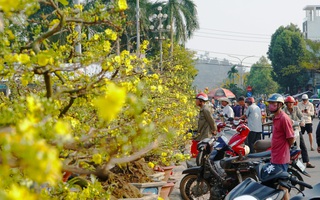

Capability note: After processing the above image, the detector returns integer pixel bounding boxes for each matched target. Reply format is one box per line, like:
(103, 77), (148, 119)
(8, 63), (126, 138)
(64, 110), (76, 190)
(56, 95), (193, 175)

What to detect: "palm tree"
(227, 65), (239, 84)
(162, 0), (199, 50)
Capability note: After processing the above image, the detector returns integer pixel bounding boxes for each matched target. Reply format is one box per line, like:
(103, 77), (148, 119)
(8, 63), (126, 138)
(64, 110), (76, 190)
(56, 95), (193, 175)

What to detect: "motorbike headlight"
(234, 195), (258, 200)
(266, 193), (282, 200)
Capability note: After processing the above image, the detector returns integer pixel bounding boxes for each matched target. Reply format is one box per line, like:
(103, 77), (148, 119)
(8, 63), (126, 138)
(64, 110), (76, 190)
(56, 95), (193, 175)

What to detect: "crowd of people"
(192, 91), (320, 200)
(193, 92), (319, 168)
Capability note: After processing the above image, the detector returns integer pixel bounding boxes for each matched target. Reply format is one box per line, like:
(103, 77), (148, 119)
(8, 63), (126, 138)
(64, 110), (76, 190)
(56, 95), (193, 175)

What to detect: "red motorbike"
(181, 122), (257, 199)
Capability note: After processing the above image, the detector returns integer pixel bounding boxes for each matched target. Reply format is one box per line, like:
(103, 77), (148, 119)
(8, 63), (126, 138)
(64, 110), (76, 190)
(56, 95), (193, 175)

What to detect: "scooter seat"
(247, 150), (271, 158)
(254, 140), (271, 152)
(219, 156), (239, 169)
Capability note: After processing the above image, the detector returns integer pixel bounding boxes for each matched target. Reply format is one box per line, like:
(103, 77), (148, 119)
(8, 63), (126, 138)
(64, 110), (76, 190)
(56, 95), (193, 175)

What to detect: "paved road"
(168, 118), (320, 199)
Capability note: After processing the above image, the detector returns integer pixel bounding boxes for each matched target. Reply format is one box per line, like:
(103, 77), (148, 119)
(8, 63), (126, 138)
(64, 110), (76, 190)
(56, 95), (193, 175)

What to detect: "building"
(302, 5), (320, 96)
(302, 5), (320, 40)
(192, 56), (233, 91)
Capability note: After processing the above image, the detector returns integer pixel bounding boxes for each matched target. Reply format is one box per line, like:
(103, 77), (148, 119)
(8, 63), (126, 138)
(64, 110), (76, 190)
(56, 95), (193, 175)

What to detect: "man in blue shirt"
(233, 96), (246, 117)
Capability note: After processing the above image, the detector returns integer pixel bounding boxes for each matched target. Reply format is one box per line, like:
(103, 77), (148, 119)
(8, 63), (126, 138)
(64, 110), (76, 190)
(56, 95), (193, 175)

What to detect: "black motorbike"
(225, 162), (314, 200)
(253, 140), (311, 193)
(179, 133), (262, 200)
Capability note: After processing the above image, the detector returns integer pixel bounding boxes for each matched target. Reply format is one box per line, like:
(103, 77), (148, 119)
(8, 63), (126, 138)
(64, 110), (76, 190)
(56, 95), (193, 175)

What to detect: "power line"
(195, 31), (270, 40)
(194, 55), (255, 66)
(189, 48), (262, 59)
(201, 27), (271, 37)
(193, 34), (270, 43)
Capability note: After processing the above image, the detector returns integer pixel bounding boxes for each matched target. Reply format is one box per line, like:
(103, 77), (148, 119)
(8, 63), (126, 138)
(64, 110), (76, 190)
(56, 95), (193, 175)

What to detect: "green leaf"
(58, 0), (69, 6)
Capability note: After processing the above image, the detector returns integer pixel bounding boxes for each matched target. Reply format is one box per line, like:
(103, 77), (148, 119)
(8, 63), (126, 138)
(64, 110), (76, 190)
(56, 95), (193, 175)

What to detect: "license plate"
(296, 160), (306, 171)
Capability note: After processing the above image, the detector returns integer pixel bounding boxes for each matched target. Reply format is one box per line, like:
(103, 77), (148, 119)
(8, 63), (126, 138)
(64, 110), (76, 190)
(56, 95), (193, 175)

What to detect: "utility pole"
(74, 0), (82, 56)
(228, 55), (254, 89)
(149, 6), (170, 72)
(136, 0), (140, 57)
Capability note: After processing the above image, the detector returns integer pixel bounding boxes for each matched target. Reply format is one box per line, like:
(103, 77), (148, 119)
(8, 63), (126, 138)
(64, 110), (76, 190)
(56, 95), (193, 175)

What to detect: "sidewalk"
(168, 162), (188, 200)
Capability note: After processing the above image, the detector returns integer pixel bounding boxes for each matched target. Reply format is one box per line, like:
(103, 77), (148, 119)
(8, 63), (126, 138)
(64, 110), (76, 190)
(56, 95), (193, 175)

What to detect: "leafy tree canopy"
(267, 24), (309, 94)
(300, 39), (320, 72)
(0, 0), (197, 198)
(245, 56), (279, 96)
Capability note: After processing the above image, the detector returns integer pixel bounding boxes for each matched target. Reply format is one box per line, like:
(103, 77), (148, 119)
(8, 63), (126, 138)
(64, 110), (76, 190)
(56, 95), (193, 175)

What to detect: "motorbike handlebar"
(289, 176), (313, 189)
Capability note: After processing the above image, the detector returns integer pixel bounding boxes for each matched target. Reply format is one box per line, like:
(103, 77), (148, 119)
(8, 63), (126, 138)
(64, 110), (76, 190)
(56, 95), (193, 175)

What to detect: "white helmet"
(302, 94), (308, 100)
(244, 145), (250, 156)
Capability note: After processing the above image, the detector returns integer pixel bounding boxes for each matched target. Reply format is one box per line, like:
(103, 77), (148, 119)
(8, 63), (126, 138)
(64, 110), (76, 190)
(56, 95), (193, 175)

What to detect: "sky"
(185, 0), (320, 67)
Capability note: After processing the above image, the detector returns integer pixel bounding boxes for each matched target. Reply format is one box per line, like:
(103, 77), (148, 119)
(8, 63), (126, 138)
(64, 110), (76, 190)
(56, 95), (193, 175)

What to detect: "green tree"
(301, 39), (320, 71)
(246, 57), (279, 96)
(162, 0), (199, 44)
(267, 24), (309, 94)
(0, 0), (197, 198)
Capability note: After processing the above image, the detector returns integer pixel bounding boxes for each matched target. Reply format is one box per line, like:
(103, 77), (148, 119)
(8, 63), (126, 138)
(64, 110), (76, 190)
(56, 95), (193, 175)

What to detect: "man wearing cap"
(298, 94), (315, 151)
(191, 92), (217, 157)
(219, 97), (234, 119)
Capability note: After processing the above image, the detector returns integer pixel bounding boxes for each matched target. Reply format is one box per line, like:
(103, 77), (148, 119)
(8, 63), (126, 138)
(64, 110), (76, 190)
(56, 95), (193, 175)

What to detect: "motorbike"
(225, 162), (313, 200)
(253, 139), (311, 193)
(180, 123), (260, 200)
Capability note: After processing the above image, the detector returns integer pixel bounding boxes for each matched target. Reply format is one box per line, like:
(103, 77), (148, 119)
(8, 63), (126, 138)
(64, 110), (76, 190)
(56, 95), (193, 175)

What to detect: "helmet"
(219, 97), (231, 104)
(267, 93), (284, 104)
(195, 92), (208, 101)
(245, 97), (255, 104)
(302, 94), (308, 100)
(284, 96), (295, 103)
(244, 145), (250, 156)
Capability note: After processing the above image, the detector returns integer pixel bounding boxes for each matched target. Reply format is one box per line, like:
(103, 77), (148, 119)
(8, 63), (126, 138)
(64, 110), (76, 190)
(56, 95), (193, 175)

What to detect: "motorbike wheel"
(180, 174), (211, 200)
(287, 168), (304, 195)
(196, 150), (204, 166)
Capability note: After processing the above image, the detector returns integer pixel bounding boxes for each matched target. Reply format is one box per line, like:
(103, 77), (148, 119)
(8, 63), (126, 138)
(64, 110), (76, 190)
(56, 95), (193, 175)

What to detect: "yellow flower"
(161, 152), (167, 157)
(74, 4), (83, 11)
(93, 84), (126, 122)
(54, 120), (70, 136)
(93, 34), (100, 41)
(150, 85), (157, 91)
(118, 0), (128, 11)
(19, 54), (30, 64)
(92, 154), (102, 165)
(158, 85), (163, 93)
(49, 19), (60, 28)
(103, 41), (111, 52)
(148, 162), (155, 169)
(37, 54), (49, 67)
(105, 29), (117, 41)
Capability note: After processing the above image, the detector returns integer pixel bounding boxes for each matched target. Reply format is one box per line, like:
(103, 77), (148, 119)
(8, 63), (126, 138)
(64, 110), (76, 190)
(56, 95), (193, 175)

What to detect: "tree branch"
(59, 96), (76, 118)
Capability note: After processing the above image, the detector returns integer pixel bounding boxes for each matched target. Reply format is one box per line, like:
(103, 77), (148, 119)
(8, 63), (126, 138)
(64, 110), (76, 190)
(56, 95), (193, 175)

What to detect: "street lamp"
(149, 6), (171, 72)
(228, 55), (254, 88)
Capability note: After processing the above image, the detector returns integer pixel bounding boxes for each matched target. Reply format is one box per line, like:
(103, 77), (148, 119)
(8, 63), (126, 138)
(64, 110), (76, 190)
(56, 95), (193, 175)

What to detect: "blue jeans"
(271, 163), (288, 171)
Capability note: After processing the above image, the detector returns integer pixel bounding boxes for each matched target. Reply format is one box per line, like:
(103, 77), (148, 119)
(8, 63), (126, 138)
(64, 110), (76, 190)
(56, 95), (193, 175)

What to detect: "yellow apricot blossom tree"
(0, 0), (197, 199)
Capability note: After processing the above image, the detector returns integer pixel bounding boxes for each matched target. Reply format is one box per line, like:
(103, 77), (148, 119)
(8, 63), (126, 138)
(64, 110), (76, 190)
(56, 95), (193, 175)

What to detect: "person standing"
(283, 96), (315, 168)
(298, 94), (315, 151)
(233, 96), (247, 118)
(267, 93), (295, 200)
(316, 121), (320, 153)
(191, 92), (217, 157)
(237, 97), (262, 153)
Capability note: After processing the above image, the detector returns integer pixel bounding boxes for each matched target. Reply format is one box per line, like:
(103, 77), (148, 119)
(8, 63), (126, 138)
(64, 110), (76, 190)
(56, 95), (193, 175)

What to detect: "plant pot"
(149, 172), (165, 182)
(167, 178), (178, 195)
(130, 181), (167, 196)
(159, 182), (175, 200)
(154, 166), (175, 181)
